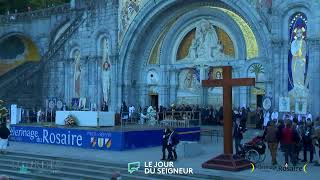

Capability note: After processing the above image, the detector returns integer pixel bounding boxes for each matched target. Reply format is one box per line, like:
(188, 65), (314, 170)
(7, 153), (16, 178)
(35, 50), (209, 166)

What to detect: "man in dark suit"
(161, 127), (171, 160)
(233, 118), (246, 155)
(167, 127), (179, 161)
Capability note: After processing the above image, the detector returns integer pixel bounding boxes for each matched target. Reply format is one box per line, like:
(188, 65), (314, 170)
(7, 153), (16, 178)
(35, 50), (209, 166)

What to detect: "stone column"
(308, 39), (320, 116)
(56, 61), (65, 99)
(272, 41), (283, 110)
(234, 64), (245, 108)
(169, 67), (178, 105)
(159, 67), (170, 107)
(64, 59), (73, 106)
(109, 55), (119, 111)
(136, 83), (148, 108)
(86, 56), (96, 109)
(199, 65), (208, 106)
(80, 57), (88, 99)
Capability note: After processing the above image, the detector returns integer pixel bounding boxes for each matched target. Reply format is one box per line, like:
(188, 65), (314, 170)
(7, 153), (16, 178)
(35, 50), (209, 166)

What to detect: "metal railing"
(0, 12), (87, 93)
(0, 4), (71, 23)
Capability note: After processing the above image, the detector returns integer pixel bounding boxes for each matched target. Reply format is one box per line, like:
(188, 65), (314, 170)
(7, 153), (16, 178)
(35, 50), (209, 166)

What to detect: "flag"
(90, 137), (96, 147)
(105, 138), (112, 148)
(98, 138), (104, 148)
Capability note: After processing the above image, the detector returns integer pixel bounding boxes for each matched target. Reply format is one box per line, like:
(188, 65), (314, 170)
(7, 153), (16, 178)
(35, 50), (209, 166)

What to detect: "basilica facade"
(0, 0), (319, 115)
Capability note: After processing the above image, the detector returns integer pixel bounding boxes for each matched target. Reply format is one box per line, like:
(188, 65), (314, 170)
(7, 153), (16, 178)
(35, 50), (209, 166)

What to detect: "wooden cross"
(202, 66), (255, 154)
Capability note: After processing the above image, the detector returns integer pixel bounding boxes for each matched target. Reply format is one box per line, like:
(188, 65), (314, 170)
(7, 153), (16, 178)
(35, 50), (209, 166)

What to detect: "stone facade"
(0, 0), (319, 116)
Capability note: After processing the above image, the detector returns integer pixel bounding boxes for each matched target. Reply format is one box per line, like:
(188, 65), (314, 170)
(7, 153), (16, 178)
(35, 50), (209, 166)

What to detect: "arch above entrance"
(119, 0), (271, 106)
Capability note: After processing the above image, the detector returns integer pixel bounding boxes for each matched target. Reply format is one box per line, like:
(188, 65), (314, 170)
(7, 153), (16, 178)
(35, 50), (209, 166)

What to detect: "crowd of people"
(120, 102), (290, 130)
(234, 113), (320, 166)
(263, 116), (320, 166)
(120, 102), (225, 126)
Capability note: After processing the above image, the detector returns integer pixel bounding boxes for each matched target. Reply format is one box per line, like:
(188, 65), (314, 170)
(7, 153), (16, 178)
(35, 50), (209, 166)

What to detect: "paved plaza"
(2, 128), (319, 180)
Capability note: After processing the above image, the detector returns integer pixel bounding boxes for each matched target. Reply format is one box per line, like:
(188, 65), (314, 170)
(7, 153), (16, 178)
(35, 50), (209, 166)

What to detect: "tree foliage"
(0, 100), (8, 122)
(0, 0), (70, 14)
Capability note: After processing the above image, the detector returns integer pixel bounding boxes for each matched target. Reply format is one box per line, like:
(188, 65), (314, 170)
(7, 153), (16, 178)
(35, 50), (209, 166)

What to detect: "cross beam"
(202, 66), (255, 155)
(201, 66), (255, 171)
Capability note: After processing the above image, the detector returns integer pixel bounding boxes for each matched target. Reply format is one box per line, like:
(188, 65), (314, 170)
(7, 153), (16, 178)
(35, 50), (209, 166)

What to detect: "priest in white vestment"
(263, 111), (270, 128)
(147, 106), (157, 126)
(271, 111), (279, 122)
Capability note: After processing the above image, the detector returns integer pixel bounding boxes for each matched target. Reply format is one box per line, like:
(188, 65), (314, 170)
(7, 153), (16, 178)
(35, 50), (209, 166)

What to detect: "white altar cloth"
(56, 111), (115, 126)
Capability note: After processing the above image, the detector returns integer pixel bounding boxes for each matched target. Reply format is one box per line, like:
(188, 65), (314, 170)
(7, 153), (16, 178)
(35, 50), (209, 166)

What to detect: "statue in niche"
(73, 50), (81, 97)
(101, 38), (111, 104)
(290, 27), (308, 98)
(185, 19), (229, 61)
(187, 39), (198, 59)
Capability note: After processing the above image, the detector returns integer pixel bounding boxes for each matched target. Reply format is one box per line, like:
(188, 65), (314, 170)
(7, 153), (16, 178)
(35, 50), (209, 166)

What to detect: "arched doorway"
(119, 0), (270, 109)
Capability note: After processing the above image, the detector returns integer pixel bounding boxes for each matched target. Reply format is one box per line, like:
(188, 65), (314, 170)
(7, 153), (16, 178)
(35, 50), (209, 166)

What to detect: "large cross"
(202, 66), (255, 171)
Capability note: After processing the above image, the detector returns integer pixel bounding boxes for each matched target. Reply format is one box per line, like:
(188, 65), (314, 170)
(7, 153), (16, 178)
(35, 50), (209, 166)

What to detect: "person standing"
(292, 122), (302, 161)
(263, 111), (270, 130)
(277, 120), (285, 152)
(281, 121), (298, 166)
(161, 127), (171, 160)
(306, 112), (312, 121)
(129, 105), (135, 118)
(37, 109), (42, 123)
(265, 121), (279, 165)
(301, 119), (314, 163)
(313, 117), (320, 166)
(255, 107), (262, 129)
(271, 110), (279, 123)
(167, 128), (179, 161)
(233, 118), (245, 155)
(0, 122), (10, 154)
(240, 107), (247, 128)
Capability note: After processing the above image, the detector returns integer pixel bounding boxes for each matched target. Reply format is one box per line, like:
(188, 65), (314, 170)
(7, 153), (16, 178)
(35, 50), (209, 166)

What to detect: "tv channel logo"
(128, 162), (140, 174)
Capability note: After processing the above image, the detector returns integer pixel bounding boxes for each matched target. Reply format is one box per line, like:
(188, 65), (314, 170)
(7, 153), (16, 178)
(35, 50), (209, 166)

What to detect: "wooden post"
(201, 66), (255, 171)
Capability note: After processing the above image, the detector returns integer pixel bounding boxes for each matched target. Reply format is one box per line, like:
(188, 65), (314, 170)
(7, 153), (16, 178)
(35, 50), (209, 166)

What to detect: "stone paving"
(3, 128), (320, 180)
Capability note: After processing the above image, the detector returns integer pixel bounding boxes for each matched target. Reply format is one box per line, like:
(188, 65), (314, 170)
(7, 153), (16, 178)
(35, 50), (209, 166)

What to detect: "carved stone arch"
(69, 45), (80, 59)
(247, 62), (266, 82)
(0, 32), (43, 56)
(95, 30), (113, 57)
(220, 0), (271, 59)
(159, 7), (246, 66)
(278, 2), (312, 41)
(119, 0), (271, 105)
(245, 59), (269, 80)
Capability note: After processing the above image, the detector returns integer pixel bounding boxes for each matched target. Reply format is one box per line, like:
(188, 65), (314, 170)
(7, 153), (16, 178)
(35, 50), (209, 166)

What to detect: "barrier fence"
(17, 110), (204, 128)
(120, 111), (202, 128)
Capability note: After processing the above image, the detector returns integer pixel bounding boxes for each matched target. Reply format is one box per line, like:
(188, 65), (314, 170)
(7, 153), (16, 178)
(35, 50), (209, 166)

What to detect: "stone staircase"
(0, 11), (88, 108)
(0, 152), (221, 180)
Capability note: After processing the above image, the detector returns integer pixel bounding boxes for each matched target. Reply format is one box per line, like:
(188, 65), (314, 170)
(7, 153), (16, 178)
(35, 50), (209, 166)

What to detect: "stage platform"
(9, 124), (200, 151)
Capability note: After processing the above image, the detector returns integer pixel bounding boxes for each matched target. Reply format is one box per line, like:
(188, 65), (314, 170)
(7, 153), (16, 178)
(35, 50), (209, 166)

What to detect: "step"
(0, 158), (117, 178)
(1, 153), (127, 170)
(0, 169), (60, 180)
(0, 152), (223, 180)
(0, 164), (108, 180)
(0, 155), (157, 180)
